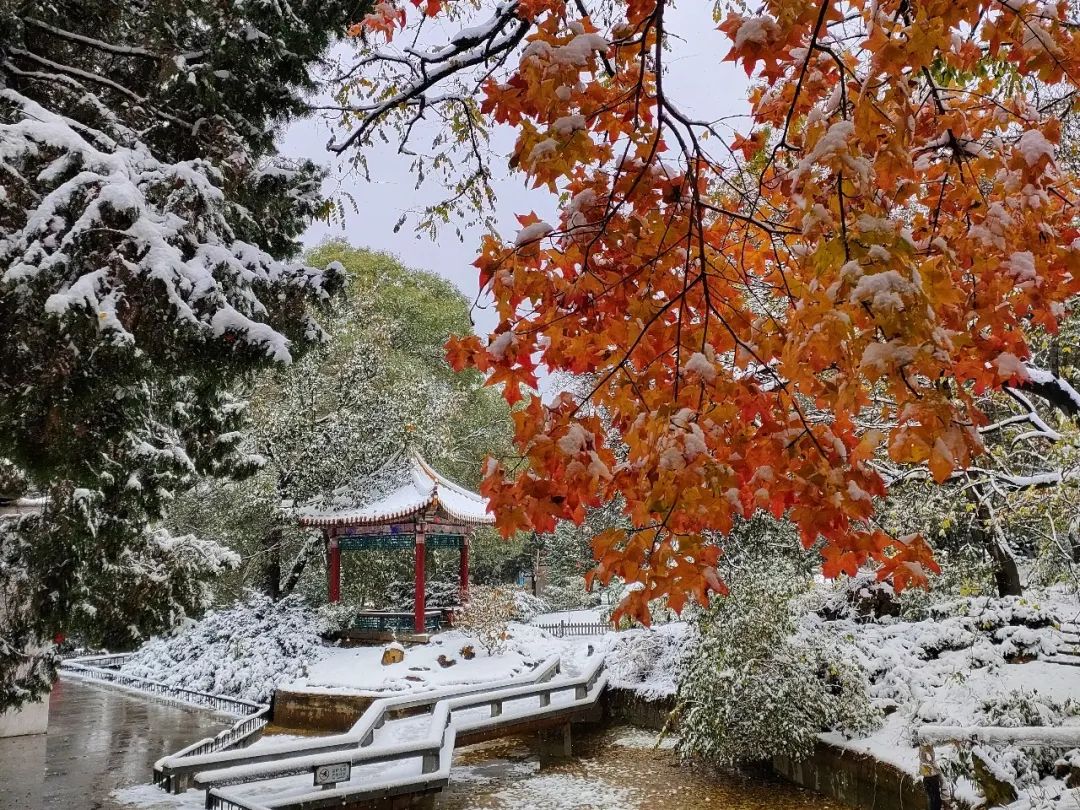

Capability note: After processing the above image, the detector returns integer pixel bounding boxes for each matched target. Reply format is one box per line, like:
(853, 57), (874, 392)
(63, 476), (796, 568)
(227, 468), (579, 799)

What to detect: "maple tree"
(338, 0), (1080, 622)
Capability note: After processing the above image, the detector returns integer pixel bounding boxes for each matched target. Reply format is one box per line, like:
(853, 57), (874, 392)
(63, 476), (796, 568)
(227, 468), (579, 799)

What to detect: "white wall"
(0, 695), (49, 737)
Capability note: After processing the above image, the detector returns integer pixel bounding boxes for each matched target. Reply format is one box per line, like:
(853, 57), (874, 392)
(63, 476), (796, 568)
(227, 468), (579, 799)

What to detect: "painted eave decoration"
(296, 451), (493, 528)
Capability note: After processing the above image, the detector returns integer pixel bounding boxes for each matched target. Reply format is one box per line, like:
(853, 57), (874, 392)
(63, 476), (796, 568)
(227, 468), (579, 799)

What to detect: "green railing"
(353, 611), (442, 633)
(337, 533), (465, 551)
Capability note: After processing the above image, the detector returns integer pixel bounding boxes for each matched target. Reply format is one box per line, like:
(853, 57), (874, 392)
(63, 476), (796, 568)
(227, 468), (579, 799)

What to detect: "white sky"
(280, 1), (749, 337)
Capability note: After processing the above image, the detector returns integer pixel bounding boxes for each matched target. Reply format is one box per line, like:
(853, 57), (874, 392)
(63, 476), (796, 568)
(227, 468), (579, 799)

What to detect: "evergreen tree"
(0, 0), (366, 711)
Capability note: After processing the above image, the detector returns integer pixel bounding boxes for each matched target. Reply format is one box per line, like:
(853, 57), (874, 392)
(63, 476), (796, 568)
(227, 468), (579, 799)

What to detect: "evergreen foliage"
(0, 0), (366, 710)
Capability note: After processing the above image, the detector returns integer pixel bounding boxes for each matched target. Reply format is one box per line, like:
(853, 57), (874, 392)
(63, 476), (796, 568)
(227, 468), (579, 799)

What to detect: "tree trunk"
(971, 496), (1023, 598)
(279, 533), (322, 598)
(262, 527), (282, 600)
(987, 532), (1023, 597)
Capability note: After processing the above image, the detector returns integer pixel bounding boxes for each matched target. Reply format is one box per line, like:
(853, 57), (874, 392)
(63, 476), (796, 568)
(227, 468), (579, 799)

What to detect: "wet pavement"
(0, 678), (230, 810)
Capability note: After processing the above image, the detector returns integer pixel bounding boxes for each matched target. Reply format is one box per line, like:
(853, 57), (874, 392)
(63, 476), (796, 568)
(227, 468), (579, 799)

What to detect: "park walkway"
(0, 678), (229, 810)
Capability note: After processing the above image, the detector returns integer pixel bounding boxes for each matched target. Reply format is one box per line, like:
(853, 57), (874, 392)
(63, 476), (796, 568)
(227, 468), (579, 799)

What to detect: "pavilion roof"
(296, 451), (493, 528)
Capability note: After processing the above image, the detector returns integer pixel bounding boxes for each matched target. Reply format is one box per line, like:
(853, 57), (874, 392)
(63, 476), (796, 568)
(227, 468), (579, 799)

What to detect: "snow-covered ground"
(117, 592), (617, 702)
(290, 624), (592, 695)
(808, 588), (1080, 809)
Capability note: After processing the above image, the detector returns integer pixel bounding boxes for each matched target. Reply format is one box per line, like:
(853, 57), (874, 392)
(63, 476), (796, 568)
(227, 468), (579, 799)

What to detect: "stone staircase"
(1047, 621), (1080, 667)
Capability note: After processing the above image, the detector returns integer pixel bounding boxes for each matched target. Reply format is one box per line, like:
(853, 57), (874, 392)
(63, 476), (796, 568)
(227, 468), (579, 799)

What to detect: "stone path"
(0, 677), (229, 810)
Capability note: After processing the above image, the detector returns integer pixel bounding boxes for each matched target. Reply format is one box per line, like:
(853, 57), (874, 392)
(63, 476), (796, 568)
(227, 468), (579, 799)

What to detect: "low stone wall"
(773, 741), (934, 810)
(602, 689), (675, 731)
(604, 688), (944, 810)
(272, 689), (374, 733)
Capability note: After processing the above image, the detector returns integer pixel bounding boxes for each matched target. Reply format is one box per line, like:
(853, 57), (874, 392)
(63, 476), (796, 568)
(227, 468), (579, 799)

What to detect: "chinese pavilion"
(297, 452), (492, 636)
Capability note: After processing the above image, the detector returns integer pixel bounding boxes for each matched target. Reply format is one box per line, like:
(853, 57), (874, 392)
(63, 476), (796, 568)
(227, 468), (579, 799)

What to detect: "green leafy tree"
(170, 243), (513, 605)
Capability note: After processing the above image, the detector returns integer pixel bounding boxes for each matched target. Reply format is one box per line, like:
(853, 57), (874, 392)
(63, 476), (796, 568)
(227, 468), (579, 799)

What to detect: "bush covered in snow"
(541, 575), (602, 611)
(120, 593), (328, 703)
(679, 564), (879, 765)
(603, 623), (694, 702)
(803, 582), (1080, 808)
(509, 589), (548, 622)
(455, 585), (517, 654)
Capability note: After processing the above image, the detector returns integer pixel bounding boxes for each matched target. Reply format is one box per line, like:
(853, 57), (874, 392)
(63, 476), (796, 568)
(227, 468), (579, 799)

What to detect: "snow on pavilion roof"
(296, 452), (493, 528)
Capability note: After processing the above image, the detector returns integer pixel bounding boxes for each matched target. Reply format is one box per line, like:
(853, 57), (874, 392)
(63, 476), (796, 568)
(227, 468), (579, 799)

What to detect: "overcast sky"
(280, 2), (749, 337)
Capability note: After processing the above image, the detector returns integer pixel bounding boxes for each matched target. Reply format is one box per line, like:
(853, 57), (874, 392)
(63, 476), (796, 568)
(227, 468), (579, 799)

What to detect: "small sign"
(314, 762), (351, 786)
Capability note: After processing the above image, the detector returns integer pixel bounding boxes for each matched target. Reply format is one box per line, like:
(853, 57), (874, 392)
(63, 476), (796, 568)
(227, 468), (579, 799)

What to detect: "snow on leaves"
(349, 0), (1080, 623)
(0, 90), (338, 364)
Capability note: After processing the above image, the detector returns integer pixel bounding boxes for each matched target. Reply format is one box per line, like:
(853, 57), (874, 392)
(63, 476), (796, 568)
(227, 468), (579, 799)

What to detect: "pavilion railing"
(352, 610), (442, 634)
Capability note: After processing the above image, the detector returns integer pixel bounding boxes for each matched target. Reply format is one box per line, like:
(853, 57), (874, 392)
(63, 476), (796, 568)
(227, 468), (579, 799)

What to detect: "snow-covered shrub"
(810, 569), (900, 621)
(929, 595), (1057, 629)
(679, 564), (879, 765)
(941, 691), (1080, 796)
(455, 585), (516, 654)
(315, 601), (360, 634)
(509, 589), (548, 622)
(542, 575), (601, 611)
(604, 623), (695, 701)
(120, 593), (327, 703)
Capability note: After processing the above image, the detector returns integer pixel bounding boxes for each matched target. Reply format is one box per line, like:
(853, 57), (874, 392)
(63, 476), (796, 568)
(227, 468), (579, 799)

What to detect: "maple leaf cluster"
(356, 0), (1080, 623)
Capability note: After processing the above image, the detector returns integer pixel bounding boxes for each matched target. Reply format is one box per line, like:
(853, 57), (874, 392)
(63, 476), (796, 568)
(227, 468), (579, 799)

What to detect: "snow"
(599, 623), (693, 701)
(995, 352), (1030, 381)
(1024, 365), (1080, 412)
(555, 33), (610, 66)
(556, 424), (592, 456)
(552, 115), (586, 136)
(491, 773), (636, 809)
(528, 138), (558, 162)
(296, 451), (491, 526)
(684, 351), (717, 382)
(1007, 250), (1038, 284)
(809, 588), (1080, 807)
(1, 88), (334, 363)
(848, 270), (915, 312)
(514, 221), (554, 246)
(734, 15), (780, 48)
(119, 593), (328, 703)
(1017, 129), (1056, 166)
(290, 624), (582, 695)
(860, 340), (916, 375)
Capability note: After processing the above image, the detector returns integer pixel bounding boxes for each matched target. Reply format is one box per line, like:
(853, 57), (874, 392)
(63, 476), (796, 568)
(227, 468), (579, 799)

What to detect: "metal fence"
(58, 653), (270, 793)
(61, 658), (264, 717)
(533, 620), (612, 637)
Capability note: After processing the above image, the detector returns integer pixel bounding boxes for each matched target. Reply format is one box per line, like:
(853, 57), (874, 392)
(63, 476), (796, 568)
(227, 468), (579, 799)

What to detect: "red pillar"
(327, 531), (341, 603)
(459, 533), (470, 605)
(414, 520), (426, 634)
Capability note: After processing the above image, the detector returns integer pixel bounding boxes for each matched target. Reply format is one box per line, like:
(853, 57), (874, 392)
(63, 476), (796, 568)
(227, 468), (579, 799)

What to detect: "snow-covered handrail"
(155, 654), (562, 791)
(917, 725), (1080, 747)
(61, 654), (265, 716)
(197, 653), (607, 810)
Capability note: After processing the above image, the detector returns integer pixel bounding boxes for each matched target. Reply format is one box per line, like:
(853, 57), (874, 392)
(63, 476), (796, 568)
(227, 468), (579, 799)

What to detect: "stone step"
(1046, 655), (1080, 667)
